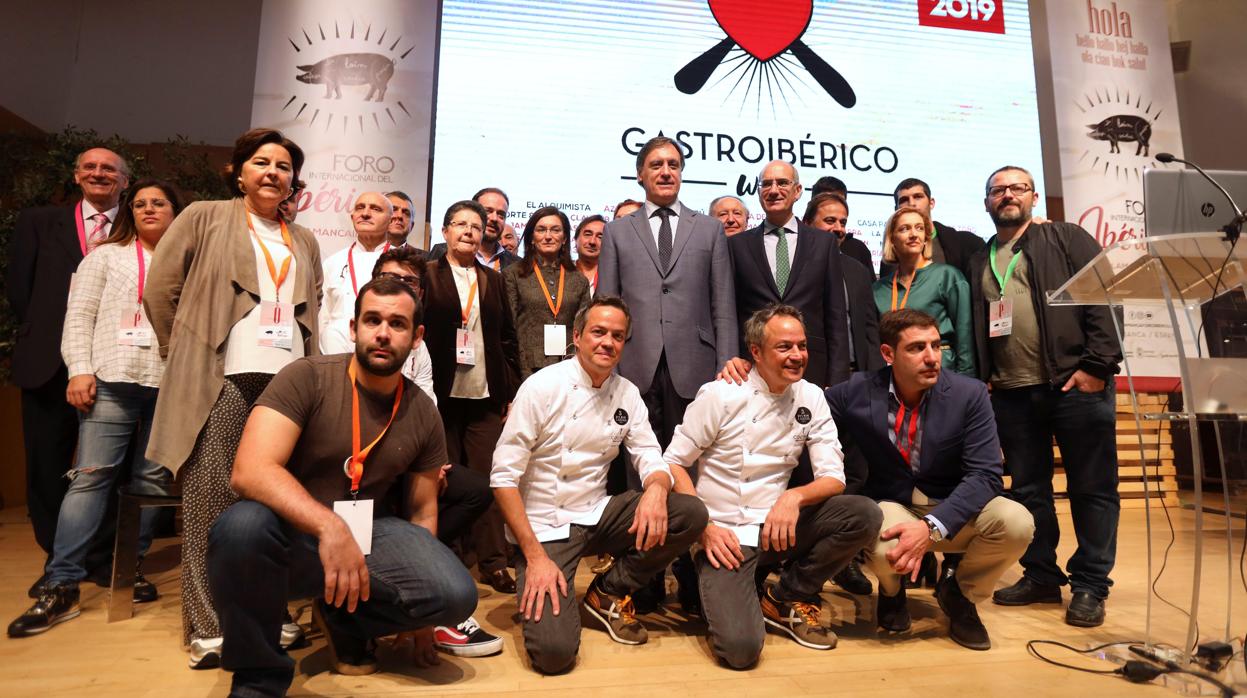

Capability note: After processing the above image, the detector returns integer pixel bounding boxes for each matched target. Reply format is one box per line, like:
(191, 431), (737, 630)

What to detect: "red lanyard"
(135, 242), (147, 304)
(348, 241), (391, 294)
(894, 401), (921, 466)
(533, 263), (566, 317)
(74, 202), (88, 257)
(248, 214), (294, 294)
(346, 358), (404, 496)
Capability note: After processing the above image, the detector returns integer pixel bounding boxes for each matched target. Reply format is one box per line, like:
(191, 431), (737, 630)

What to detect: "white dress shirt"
(319, 241), (390, 354)
(223, 214), (303, 376)
(664, 370), (845, 547)
(762, 215), (800, 281)
(491, 357), (671, 542)
(643, 200), (684, 248)
(80, 199), (120, 248)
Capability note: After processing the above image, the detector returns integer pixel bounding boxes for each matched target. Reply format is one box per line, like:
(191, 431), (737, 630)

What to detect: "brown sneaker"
(760, 584), (836, 650)
(583, 576), (647, 645)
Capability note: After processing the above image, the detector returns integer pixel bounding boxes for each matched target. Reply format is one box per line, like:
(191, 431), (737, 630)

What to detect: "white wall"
(1168, 0), (1247, 170)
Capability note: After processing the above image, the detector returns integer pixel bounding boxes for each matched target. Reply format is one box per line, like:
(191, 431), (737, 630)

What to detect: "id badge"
(455, 327), (476, 365)
(543, 324), (566, 357)
(118, 304), (153, 347)
(333, 499), (373, 555)
(989, 298), (1013, 338)
(258, 300), (295, 349)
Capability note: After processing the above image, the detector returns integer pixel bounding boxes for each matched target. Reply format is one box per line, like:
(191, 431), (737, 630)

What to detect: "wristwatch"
(924, 517), (943, 543)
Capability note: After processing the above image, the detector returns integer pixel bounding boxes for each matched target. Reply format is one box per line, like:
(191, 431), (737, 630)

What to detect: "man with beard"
(665, 305), (881, 668)
(321, 192), (396, 354)
(968, 166), (1121, 628)
(207, 277), (477, 697)
(429, 188), (520, 270)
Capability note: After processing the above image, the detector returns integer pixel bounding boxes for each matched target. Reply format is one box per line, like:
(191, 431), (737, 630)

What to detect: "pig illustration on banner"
(296, 53), (396, 101)
(1086, 114), (1152, 156)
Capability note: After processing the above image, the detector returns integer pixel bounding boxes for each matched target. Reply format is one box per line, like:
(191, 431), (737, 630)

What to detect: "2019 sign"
(918, 0), (1006, 35)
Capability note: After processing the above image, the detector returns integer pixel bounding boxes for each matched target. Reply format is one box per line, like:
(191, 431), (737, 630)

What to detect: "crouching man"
(207, 277), (478, 697)
(491, 295), (708, 674)
(666, 305), (883, 669)
(826, 309), (1034, 650)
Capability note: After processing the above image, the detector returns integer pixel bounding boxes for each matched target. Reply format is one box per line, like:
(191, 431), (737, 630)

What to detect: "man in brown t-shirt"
(206, 277), (478, 698)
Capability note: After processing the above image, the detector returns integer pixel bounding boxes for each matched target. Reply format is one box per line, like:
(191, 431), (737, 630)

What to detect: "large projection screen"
(430, 0), (1045, 264)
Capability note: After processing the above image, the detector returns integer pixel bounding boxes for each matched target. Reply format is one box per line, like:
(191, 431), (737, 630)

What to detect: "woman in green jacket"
(872, 207), (976, 375)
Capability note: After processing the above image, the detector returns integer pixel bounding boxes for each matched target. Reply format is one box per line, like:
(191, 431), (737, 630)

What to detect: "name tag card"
(989, 298), (1013, 338)
(118, 304), (153, 347)
(455, 328), (476, 365)
(543, 324), (566, 357)
(333, 499), (374, 555)
(258, 300), (295, 349)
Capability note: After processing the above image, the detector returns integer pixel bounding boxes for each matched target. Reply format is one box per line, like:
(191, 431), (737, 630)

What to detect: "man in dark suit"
(6, 147), (129, 594)
(428, 187), (520, 270)
(826, 309), (1033, 650)
(883, 178), (986, 281)
(727, 161), (849, 388)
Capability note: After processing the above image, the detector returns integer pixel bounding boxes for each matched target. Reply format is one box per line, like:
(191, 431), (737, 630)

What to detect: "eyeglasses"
(448, 220), (484, 234)
(377, 271), (421, 288)
(759, 178), (797, 191)
(131, 198), (171, 210)
(987, 183), (1033, 199)
(534, 226), (564, 236)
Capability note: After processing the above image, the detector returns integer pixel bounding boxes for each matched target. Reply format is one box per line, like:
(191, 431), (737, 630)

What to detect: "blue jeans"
(46, 381), (168, 585)
(992, 383), (1120, 598)
(207, 500), (478, 698)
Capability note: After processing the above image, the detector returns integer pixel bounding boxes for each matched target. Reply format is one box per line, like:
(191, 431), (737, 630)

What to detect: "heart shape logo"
(709, 0), (813, 62)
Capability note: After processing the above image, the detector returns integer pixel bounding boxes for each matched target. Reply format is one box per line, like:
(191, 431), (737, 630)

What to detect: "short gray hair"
(743, 304), (804, 349)
(984, 165), (1034, 194)
(75, 147), (131, 178)
(709, 195), (749, 216)
(758, 160), (800, 186)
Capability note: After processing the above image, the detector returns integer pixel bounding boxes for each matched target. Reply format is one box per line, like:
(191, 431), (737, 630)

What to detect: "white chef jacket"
(664, 370), (845, 547)
(401, 341), (435, 405)
(319, 241), (390, 355)
(491, 357), (671, 542)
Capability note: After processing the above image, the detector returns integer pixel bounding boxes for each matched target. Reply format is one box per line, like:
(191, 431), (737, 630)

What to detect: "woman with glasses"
(503, 206), (592, 379)
(872, 206), (975, 375)
(421, 200), (521, 594)
(7, 180), (184, 639)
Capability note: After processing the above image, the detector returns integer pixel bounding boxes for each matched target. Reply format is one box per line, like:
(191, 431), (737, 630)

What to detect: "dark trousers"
(20, 366), (79, 555)
(438, 463), (493, 545)
(440, 397), (507, 573)
(696, 495), (882, 669)
(208, 500), (477, 698)
(516, 491), (708, 674)
(992, 384), (1120, 598)
(623, 352), (693, 490)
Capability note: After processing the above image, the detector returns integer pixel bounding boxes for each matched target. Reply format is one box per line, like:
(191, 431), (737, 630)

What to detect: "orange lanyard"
(248, 214), (294, 294)
(348, 241), (390, 294)
(347, 358), (404, 496)
(533, 263), (566, 317)
(889, 263), (922, 311)
(456, 268), (478, 328)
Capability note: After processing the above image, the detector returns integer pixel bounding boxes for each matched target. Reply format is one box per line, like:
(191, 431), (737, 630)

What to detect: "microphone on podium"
(1155, 152), (1245, 243)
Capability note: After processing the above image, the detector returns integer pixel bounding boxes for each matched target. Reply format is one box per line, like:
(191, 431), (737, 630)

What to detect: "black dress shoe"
(876, 587), (911, 632)
(133, 573), (159, 604)
(8, 584), (81, 638)
(992, 577), (1062, 606)
(630, 572), (664, 615)
(1065, 591), (1106, 627)
(832, 560), (873, 596)
(935, 578), (990, 650)
(313, 602), (378, 676)
(27, 571), (51, 599)
(480, 568), (516, 594)
(904, 552), (939, 589)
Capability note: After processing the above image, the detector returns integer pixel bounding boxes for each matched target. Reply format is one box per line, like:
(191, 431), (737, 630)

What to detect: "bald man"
(320, 192), (395, 354)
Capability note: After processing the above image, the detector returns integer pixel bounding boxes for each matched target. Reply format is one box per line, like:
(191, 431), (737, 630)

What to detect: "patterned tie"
(655, 207), (673, 272)
(87, 213), (109, 251)
(774, 226), (790, 295)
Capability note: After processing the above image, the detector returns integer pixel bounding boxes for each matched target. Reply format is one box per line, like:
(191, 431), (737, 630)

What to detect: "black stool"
(108, 483), (181, 622)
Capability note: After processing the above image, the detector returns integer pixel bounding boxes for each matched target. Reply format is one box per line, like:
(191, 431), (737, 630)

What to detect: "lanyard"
(456, 268), (478, 328)
(348, 241), (391, 294)
(248, 213), (294, 294)
(989, 238), (1021, 291)
(346, 358), (404, 496)
(533, 263), (566, 317)
(890, 265), (921, 311)
(74, 202), (89, 257)
(894, 401), (921, 466)
(135, 242), (147, 305)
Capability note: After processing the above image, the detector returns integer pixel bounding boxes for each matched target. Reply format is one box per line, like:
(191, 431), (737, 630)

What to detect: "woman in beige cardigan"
(143, 128), (321, 667)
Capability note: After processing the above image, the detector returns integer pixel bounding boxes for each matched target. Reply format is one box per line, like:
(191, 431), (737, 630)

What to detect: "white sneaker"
(280, 621), (306, 650)
(433, 616), (503, 657)
(188, 636), (223, 669)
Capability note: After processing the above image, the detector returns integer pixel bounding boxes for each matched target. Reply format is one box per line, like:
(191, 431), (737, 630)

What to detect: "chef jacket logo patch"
(794, 407), (812, 424)
(613, 408), (629, 425)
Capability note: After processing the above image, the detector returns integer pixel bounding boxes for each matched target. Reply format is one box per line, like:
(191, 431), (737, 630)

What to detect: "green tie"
(774, 226), (790, 295)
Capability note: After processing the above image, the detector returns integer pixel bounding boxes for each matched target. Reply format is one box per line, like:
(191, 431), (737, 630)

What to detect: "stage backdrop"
(1046, 0), (1191, 385)
(429, 0), (1046, 261)
(251, 0), (438, 256)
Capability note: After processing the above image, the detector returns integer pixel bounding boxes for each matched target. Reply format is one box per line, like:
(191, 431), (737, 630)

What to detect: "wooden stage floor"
(0, 505), (1243, 697)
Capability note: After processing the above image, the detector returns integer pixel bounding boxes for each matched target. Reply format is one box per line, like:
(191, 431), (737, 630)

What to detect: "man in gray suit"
(598, 136), (738, 450)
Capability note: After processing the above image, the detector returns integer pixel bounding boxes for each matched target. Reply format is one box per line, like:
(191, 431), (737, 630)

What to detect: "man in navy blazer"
(826, 309), (1032, 650)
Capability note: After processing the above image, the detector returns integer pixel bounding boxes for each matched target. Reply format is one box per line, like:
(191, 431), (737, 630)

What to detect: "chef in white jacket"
(319, 192), (394, 354)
